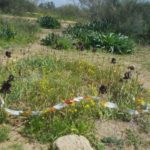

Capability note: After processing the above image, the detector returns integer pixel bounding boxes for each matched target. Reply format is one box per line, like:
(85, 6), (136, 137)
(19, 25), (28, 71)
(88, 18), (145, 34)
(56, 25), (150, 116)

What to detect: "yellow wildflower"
(100, 100), (107, 107)
(135, 98), (145, 105)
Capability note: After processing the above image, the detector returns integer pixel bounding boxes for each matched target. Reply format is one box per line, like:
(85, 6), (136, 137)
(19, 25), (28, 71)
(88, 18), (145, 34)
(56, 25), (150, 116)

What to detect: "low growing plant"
(41, 33), (73, 50)
(0, 109), (7, 124)
(41, 33), (59, 46)
(56, 37), (73, 50)
(0, 125), (10, 142)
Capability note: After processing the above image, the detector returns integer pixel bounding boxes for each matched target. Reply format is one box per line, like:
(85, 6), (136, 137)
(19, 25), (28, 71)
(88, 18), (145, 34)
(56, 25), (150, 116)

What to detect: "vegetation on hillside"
(0, 0), (37, 15)
(0, 0), (150, 150)
(0, 17), (39, 48)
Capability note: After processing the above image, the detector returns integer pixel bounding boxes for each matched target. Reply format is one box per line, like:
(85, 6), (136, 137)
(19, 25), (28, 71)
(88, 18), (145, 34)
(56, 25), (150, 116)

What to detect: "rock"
(53, 134), (94, 150)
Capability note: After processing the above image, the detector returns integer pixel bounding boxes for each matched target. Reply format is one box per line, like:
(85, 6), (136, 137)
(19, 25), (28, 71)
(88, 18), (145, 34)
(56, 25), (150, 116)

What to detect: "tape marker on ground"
(0, 96), (149, 117)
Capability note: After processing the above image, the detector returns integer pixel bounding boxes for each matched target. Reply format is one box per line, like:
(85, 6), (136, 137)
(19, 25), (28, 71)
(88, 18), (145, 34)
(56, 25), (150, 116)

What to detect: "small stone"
(53, 135), (94, 150)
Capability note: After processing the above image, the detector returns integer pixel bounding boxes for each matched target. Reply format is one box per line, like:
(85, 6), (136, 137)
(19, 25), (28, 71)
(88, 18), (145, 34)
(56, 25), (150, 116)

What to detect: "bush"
(37, 16), (61, 29)
(65, 24), (135, 54)
(41, 33), (59, 46)
(105, 34), (134, 54)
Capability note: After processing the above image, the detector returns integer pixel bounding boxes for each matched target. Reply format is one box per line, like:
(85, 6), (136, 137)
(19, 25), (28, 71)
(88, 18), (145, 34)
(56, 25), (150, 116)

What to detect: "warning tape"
(0, 96), (149, 117)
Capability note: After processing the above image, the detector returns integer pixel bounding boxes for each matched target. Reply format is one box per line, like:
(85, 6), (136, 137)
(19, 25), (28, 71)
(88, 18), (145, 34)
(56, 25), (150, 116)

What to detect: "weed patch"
(0, 125), (10, 142)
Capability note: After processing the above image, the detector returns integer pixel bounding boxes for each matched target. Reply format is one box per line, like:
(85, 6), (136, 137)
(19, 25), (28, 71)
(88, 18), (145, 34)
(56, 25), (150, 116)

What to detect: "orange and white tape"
(0, 96), (149, 117)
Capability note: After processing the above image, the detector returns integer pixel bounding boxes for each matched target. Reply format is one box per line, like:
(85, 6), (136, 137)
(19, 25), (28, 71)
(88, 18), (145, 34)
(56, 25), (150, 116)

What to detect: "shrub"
(41, 33), (59, 46)
(65, 24), (135, 54)
(105, 33), (135, 54)
(37, 16), (61, 29)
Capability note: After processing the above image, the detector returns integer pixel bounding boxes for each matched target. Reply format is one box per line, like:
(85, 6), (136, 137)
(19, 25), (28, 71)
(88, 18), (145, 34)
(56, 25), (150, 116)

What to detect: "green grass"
(0, 56), (148, 110)
(0, 17), (40, 49)
(0, 125), (10, 142)
(0, 54), (149, 148)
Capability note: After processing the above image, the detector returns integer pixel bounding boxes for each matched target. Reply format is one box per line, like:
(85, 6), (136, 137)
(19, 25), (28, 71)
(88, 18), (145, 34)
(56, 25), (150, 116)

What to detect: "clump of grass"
(0, 109), (7, 124)
(125, 129), (142, 149)
(136, 113), (150, 134)
(41, 33), (59, 46)
(56, 37), (73, 50)
(41, 33), (73, 50)
(101, 136), (124, 149)
(0, 125), (10, 142)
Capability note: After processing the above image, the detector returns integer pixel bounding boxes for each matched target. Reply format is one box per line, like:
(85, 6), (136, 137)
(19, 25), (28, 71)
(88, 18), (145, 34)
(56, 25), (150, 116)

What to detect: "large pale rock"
(53, 134), (94, 150)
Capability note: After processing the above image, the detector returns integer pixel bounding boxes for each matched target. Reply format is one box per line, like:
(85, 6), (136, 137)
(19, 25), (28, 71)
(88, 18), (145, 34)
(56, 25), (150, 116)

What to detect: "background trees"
(78, 0), (150, 43)
(0, 0), (37, 14)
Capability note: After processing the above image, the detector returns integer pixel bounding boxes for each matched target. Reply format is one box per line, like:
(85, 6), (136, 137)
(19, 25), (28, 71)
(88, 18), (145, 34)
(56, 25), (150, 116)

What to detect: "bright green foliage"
(37, 16), (61, 29)
(101, 33), (134, 54)
(66, 23), (135, 54)
(23, 112), (94, 143)
(56, 37), (73, 50)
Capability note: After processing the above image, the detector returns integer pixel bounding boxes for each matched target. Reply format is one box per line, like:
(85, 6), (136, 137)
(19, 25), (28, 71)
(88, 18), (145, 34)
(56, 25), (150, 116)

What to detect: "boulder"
(53, 134), (94, 150)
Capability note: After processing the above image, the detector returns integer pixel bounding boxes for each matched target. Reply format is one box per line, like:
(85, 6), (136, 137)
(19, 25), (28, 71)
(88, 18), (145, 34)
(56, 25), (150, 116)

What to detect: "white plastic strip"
(0, 95), (149, 117)
(105, 102), (118, 109)
(4, 108), (23, 116)
(53, 103), (68, 110)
